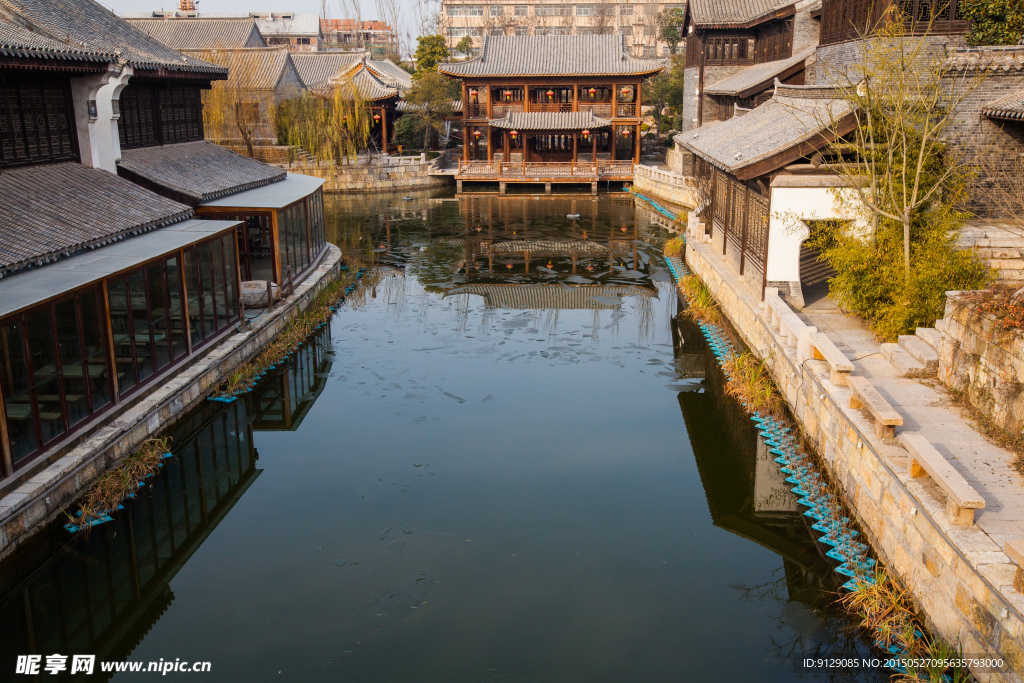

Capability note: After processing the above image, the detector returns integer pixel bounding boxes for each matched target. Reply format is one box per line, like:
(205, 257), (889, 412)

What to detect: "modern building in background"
(321, 19), (398, 58)
(440, 0), (686, 57)
(124, 11), (323, 52)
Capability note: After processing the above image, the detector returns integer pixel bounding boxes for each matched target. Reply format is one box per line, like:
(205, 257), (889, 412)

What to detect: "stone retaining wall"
(939, 292), (1024, 436)
(0, 246), (344, 562)
(291, 159), (454, 193)
(685, 236), (1024, 681)
(632, 166), (698, 213)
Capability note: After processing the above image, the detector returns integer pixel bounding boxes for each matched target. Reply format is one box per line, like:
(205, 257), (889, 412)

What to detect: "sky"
(99, 0), (429, 56)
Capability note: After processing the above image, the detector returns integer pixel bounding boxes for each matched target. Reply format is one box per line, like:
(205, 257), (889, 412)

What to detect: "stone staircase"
(960, 222), (1024, 282)
(881, 327), (941, 377)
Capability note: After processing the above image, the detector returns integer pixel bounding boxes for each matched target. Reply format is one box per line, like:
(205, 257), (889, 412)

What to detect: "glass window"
(222, 236), (239, 326)
(26, 309), (63, 445)
(619, 4), (633, 14)
(212, 238), (230, 332)
(514, 4), (528, 15)
(79, 289), (111, 412)
(128, 270), (154, 384)
(166, 257), (186, 360)
(108, 277), (136, 395)
(297, 202), (310, 273)
(490, 4), (502, 15)
(184, 248), (203, 349)
(536, 4), (570, 16)
(148, 262), (171, 371)
(55, 299), (88, 429)
(576, 4), (595, 16)
(1, 320), (35, 462)
(198, 242), (216, 339)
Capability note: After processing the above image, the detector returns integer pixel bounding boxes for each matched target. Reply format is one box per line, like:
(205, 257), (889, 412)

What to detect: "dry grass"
(723, 351), (780, 416)
(69, 436), (172, 530)
(678, 274), (722, 325)
(959, 285), (1024, 332)
(947, 386), (1024, 473)
(663, 236), (685, 259)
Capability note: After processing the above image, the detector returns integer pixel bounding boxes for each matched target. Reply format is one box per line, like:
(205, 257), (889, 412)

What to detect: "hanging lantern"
(373, 112), (381, 122)
(510, 129), (518, 140)
(620, 86), (630, 97)
(470, 89), (478, 98)
(581, 129), (590, 140)
(546, 89), (554, 101)
(504, 89), (512, 101)
(588, 87), (596, 99)
(506, 263), (513, 269)
(622, 127), (631, 136)
(473, 129), (481, 139)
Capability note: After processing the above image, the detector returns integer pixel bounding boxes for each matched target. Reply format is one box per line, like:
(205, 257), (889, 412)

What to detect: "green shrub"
(961, 0), (1024, 45)
(806, 210), (990, 341)
(393, 115), (426, 150)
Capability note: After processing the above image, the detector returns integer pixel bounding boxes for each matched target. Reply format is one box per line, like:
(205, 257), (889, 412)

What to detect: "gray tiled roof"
(675, 82), (853, 174)
(438, 35), (665, 77)
(117, 141), (286, 205)
(489, 111), (612, 130)
(704, 48), (814, 96)
(982, 89), (1024, 120)
(291, 51), (366, 89)
(0, 15), (113, 61)
(126, 17), (266, 50)
(689, 0), (794, 27)
(182, 47), (295, 90)
(0, 0), (227, 75)
(364, 58), (413, 90)
(350, 66), (398, 100)
(0, 162), (193, 277)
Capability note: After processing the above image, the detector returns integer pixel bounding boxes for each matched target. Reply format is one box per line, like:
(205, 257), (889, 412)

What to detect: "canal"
(0, 192), (886, 682)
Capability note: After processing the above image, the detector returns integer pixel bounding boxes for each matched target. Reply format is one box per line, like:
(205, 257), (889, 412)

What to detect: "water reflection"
(0, 330), (332, 681)
(0, 194), (893, 682)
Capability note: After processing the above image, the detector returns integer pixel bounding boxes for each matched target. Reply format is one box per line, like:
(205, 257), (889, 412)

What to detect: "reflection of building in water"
(251, 328), (333, 431)
(447, 284), (656, 310)
(0, 401), (258, 680)
(674, 315), (818, 570)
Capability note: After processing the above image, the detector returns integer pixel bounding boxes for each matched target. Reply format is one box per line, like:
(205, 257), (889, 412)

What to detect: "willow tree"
(278, 76), (372, 165)
(196, 48), (277, 158)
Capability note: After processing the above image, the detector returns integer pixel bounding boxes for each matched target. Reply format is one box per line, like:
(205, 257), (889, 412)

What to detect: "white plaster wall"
(766, 185), (864, 282)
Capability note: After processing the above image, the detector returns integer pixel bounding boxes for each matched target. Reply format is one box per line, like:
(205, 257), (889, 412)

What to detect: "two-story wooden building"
(439, 35), (664, 193)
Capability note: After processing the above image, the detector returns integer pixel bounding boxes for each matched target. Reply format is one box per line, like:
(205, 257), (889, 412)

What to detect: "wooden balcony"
(456, 160), (634, 182)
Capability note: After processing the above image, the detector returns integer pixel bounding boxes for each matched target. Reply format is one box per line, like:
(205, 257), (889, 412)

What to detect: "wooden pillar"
(504, 131), (510, 162)
(485, 84), (492, 119)
(634, 125), (640, 164)
(487, 127), (493, 161)
(610, 126), (616, 161)
(271, 208), (282, 283)
(592, 130), (597, 162)
(740, 183), (750, 275)
(572, 82), (577, 112)
(572, 133), (577, 164)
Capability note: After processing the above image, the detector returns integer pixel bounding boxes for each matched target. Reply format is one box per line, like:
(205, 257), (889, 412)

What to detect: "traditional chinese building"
(439, 34), (664, 192)
(0, 0), (327, 480)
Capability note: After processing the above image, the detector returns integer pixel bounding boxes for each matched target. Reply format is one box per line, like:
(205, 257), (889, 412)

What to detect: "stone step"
(882, 343), (928, 377)
(971, 247), (1024, 258)
(898, 335), (938, 372)
(915, 327), (942, 352)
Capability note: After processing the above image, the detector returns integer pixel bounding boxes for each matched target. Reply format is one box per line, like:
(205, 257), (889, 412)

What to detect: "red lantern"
(373, 113), (381, 122)
(622, 127), (631, 136)
(546, 89), (554, 101)
(510, 129), (518, 140)
(473, 129), (481, 139)
(504, 89), (512, 101)
(588, 87), (596, 99)
(581, 129), (590, 140)
(620, 86), (630, 97)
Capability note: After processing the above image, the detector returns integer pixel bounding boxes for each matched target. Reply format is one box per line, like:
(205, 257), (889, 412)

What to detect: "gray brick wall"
(682, 65), (700, 132)
(793, 7), (820, 52)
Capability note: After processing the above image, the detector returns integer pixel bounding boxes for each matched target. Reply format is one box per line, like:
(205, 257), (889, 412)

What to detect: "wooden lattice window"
(755, 20), (793, 63)
(0, 77), (77, 168)
(119, 83), (204, 149)
(704, 35), (754, 65)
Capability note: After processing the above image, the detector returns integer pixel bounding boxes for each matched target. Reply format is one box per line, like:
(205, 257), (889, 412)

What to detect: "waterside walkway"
(683, 225), (1024, 681)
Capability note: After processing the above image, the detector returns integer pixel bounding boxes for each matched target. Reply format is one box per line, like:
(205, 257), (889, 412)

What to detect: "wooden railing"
(466, 103), (486, 118)
(528, 102), (573, 113)
(616, 103), (637, 117)
(577, 103), (612, 118)
(457, 160), (634, 180)
(491, 104), (523, 118)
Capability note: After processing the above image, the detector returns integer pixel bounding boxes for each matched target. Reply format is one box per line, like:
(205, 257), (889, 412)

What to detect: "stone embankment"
(682, 220), (1024, 682)
(632, 164), (698, 214)
(0, 246), (344, 561)
(284, 152), (455, 193)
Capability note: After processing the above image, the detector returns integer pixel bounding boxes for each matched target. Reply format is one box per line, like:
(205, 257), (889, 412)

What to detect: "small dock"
(455, 160), (634, 194)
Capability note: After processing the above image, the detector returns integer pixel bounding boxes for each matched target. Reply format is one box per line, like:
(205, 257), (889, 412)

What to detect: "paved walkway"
(796, 292), (1024, 549)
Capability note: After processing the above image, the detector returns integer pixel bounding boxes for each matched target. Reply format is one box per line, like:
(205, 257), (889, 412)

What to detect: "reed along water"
(0, 191), (887, 682)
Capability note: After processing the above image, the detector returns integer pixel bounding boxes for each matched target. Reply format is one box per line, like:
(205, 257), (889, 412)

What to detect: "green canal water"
(0, 191), (887, 682)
